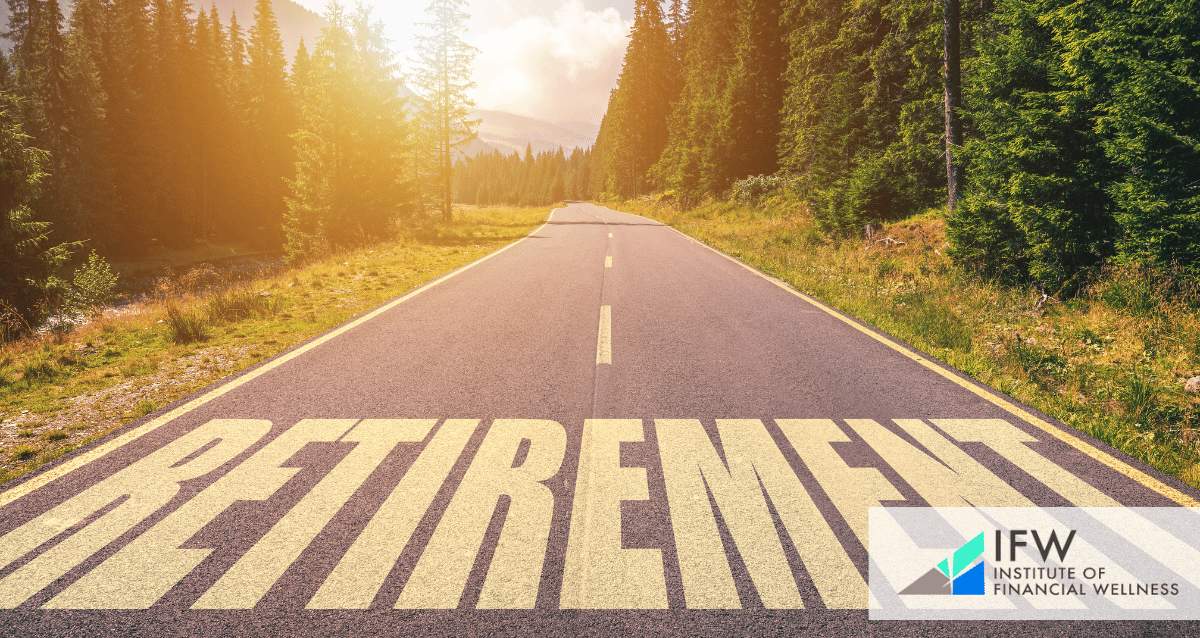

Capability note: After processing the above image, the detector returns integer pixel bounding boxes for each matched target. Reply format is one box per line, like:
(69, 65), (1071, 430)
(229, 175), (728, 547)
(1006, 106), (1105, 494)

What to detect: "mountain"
(206, 0), (326, 62)
(468, 109), (597, 158)
(399, 85), (598, 159)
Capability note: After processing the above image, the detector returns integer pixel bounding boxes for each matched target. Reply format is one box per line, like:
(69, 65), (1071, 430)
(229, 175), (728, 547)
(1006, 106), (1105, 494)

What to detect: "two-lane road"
(0, 202), (1195, 635)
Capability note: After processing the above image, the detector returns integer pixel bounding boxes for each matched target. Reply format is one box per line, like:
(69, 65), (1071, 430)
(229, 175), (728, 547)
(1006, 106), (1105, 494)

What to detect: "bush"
(10, 444), (39, 461)
(64, 251), (118, 316)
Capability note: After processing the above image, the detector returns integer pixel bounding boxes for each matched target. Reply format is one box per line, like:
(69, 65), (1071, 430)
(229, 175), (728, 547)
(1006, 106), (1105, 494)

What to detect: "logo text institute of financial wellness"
(899, 532), (986, 596)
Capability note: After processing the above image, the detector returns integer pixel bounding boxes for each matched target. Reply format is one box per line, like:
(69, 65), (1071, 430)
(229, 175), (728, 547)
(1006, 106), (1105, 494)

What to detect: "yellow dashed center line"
(605, 256), (612, 268)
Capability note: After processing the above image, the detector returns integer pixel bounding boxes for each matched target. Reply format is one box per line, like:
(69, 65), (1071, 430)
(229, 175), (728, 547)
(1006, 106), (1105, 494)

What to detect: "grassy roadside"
(611, 195), (1200, 490)
(0, 205), (551, 486)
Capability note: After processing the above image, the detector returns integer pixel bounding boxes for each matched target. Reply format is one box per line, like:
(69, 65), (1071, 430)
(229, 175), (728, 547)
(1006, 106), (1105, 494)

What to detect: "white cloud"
(286, 1), (631, 126)
(467, 0), (630, 125)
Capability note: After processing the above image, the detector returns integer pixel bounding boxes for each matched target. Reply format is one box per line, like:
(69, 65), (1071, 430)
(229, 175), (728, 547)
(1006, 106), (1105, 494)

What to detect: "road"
(0, 202), (1195, 635)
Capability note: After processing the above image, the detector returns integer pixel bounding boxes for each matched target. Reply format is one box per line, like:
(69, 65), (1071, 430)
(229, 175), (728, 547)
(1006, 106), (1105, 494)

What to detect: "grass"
(0, 205), (551, 486)
(614, 194), (1200, 489)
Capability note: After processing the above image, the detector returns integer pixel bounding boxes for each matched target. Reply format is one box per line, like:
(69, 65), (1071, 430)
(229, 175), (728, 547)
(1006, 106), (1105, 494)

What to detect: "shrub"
(63, 251), (119, 317)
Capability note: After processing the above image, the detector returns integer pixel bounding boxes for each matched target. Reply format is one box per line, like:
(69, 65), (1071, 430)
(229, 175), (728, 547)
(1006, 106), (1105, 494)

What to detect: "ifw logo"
(898, 532), (985, 596)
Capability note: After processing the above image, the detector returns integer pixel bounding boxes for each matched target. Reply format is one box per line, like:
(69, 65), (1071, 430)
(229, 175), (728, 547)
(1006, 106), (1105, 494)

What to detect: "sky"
(292, 1), (637, 126)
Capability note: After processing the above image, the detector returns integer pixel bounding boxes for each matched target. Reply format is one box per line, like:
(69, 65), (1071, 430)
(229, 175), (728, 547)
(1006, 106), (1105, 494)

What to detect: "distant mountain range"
(206, 0), (326, 62)
(464, 110), (598, 158)
(398, 86), (597, 158)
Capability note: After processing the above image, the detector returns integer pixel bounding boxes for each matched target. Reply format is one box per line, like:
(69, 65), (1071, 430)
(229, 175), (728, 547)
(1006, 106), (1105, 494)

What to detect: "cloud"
(467, 0), (630, 125)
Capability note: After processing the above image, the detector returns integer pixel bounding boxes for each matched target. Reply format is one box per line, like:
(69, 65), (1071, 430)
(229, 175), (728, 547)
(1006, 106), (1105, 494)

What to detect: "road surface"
(0, 202), (1195, 635)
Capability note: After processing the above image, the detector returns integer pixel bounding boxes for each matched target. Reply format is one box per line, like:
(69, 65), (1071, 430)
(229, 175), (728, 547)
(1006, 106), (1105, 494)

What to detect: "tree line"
(592, 0), (1200, 289)
(1, 0), (476, 335)
(453, 144), (594, 207)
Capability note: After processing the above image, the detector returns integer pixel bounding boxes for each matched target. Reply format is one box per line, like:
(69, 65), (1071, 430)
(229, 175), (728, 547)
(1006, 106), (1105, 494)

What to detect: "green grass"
(0, 205), (552, 486)
(615, 194), (1200, 489)
(10, 444), (39, 461)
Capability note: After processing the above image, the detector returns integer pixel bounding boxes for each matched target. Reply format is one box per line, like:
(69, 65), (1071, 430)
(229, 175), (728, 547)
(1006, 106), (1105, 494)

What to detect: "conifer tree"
(593, 0), (673, 198)
(285, 2), (411, 261)
(290, 37), (310, 93)
(410, 0), (478, 220)
(246, 0), (292, 246)
(0, 91), (72, 332)
(650, 0), (737, 202)
(717, 0), (787, 185)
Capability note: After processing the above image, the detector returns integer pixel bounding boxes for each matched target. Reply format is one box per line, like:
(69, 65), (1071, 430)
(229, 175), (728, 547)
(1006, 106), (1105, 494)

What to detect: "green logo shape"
(953, 532), (985, 577)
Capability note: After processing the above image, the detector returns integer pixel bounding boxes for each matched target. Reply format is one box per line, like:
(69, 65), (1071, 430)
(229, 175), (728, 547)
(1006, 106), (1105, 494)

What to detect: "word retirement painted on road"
(0, 417), (1129, 610)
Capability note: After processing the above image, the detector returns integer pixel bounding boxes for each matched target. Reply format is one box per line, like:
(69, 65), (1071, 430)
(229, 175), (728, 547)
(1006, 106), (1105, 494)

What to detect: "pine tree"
(0, 91), (72, 334)
(650, 0), (738, 202)
(228, 9), (246, 86)
(776, 0), (945, 231)
(58, 0), (119, 244)
(716, 0), (787, 187)
(105, 0), (157, 255)
(285, 2), (412, 261)
(246, 0), (293, 246)
(290, 36), (310, 92)
(950, 0), (1200, 283)
(593, 0), (674, 198)
(410, 0), (478, 221)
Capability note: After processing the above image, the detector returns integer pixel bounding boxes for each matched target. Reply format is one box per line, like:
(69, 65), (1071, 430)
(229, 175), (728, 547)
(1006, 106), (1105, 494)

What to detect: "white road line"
(605, 256), (612, 268)
(0, 216), (555, 510)
(596, 306), (612, 365)
(662, 224), (1200, 507)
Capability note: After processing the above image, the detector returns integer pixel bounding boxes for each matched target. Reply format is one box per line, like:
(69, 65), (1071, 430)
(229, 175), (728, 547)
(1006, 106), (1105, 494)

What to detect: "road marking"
(47, 419), (357, 609)
(596, 306), (612, 365)
(605, 256), (612, 268)
(777, 419), (903, 548)
(608, 233), (613, 238)
(666, 225), (1200, 507)
(0, 415), (1140, 610)
(395, 419), (566, 609)
(561, 420), (666, 609)
(0, 217), (552, 511)
(194, 419), (438, 609)
(847, 419), (1032, 508)
(658, 419), (864, 609)
(308, 419), (479, 609)
(0, 420), (270, 609)
(933, 419), (1120, 507)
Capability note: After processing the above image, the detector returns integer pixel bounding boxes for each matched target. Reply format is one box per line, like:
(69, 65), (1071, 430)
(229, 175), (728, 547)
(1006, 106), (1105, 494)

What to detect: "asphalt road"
(0, 202), (1196, 636)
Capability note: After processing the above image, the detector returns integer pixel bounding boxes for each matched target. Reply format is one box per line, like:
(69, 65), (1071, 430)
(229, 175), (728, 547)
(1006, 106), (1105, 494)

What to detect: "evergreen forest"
(1, 0), (470, 334)
(586, 0), (1200, 292)
(453, 144), (593, 207)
